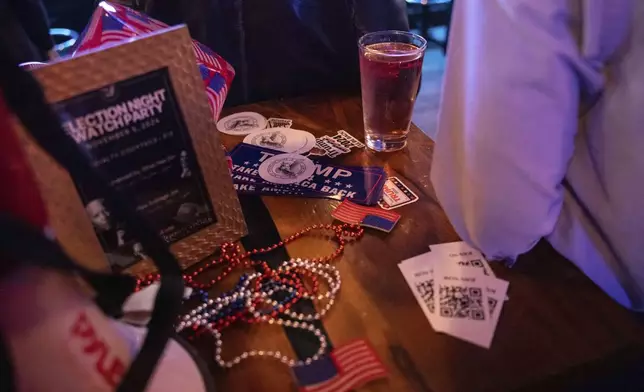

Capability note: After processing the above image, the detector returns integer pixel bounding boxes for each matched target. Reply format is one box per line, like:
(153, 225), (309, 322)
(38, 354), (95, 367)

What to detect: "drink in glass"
(359, 31), (426, 152)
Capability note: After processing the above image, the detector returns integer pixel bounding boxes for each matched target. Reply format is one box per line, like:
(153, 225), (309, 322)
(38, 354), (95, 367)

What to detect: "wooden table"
(203, 94), (644, 392)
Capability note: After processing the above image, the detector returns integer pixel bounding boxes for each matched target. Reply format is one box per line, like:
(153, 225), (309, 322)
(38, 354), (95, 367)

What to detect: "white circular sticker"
(258, 154), (316, 185)
(243, 128), (316, 154)
(294, 131), (316, 155)
(217, 112), (267, 135)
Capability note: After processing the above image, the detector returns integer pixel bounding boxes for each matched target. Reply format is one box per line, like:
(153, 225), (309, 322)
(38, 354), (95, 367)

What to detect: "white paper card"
(399, 252), (442, 331)
(433, 260), (508, 349)
(430, 241), (495, 278)
(486, 280), (509, 333)
(433, 271), (492, 348)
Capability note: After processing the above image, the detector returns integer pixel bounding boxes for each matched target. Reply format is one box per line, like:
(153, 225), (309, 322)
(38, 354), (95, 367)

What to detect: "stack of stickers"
(217, 112), (292, 136)
(399, 242), (510, 349)
(217, 112), (315, 153)
(216, 112), (366, 159)
(219, 112), (388, 205)
(219, 111), (424, 235)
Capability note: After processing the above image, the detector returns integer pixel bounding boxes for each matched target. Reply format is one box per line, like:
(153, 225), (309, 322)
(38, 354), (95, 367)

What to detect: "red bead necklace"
(135, 223), (364, 308)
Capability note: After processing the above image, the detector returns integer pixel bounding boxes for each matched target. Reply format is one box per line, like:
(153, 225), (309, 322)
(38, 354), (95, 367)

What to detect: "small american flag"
(292, 340), (387, 392)
(192, 41), (223, 70)
(331, 200), (400, 232)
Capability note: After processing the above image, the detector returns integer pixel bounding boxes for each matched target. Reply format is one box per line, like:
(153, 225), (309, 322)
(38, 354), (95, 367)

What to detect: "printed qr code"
(488, 297), (498, 316)
(471, 259), (488, 275)
(457, 259), (488, 275)
(415, 280), (434, 313)
(438, 285), (486, 321)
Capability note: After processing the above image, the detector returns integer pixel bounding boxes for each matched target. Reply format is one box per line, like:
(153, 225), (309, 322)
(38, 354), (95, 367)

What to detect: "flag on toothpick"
(292, 340), (387, 392)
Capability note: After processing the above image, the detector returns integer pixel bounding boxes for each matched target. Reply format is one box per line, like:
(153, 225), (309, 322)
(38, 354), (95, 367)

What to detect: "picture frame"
(13, 25), (247, 276)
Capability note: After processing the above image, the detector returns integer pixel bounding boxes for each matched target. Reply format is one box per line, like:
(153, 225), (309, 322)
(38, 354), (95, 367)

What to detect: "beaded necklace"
(177, 258), (339, 367)
(138, 223), (364, 368)
(135, 223), (363, 292)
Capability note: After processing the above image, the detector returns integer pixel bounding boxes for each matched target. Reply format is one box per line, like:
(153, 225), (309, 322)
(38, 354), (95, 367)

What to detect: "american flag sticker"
(331, 200), (400, 232)
(292, 340), (388, 392)
(378, 177), (419, 210)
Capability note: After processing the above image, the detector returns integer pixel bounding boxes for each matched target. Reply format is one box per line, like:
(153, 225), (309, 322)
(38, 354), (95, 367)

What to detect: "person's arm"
(430, 0), (606, 260)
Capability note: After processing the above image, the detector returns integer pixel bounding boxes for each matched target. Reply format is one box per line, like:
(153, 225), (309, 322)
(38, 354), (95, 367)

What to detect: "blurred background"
(41, 0), (453, 139)
(406, 0), (452, 140)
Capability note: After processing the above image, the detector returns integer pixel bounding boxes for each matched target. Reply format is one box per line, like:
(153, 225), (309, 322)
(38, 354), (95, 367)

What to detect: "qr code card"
(430, 241), (495, 278)
(399, 248), (510, 348)
(486, 282), (509, 332)
(398, 252), (441, 331)
(433, 261), (508, 349)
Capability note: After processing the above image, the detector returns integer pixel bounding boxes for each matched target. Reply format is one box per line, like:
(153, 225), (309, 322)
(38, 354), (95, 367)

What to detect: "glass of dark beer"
(359, 31), (427, 152)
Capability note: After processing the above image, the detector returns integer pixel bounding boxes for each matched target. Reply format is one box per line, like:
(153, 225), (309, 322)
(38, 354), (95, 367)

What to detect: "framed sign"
(13, 26), (247, 276)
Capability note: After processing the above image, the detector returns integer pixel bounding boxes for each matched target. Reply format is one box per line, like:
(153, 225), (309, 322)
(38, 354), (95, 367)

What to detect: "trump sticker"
(217, 111), (267, 135)
(228, 144), (386, 204)
(378, 177), (419, 210)
(244, 128), (315, 154)
(258, 153), (316, 185)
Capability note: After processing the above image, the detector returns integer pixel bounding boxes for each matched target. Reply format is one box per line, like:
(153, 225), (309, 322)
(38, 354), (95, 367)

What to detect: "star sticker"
(335, 182), (342, 186)
(324, 179), (331, 184)
(253, 163), (259, 167)
(244, 161), (250, 165)
(345, 184), (353, 189)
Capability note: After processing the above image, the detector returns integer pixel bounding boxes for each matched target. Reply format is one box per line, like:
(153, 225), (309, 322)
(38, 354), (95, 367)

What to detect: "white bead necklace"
(177, 258), (340, 368)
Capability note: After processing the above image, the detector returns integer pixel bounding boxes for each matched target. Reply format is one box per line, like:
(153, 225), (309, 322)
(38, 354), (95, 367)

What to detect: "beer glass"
(359, 31), (427, 152)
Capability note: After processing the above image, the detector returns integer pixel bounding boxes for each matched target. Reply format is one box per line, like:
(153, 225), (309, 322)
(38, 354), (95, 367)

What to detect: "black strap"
(85, 273), (135, 319)
(0, 41), (184, 392)
(0, 211), (135, 318)
(238, 194), (334, 359)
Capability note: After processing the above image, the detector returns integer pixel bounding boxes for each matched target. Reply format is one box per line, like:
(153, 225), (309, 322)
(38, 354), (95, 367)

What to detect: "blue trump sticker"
(228, 143), (386, 205)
